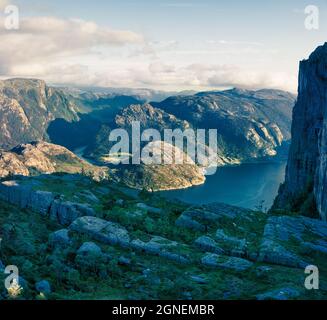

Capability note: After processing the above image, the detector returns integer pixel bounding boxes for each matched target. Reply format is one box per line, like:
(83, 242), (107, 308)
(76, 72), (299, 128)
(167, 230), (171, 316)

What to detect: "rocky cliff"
(273, 43), (327, 221)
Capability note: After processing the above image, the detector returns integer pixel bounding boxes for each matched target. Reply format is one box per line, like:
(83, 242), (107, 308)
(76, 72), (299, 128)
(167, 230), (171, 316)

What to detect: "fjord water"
(161, 162), (287, 210)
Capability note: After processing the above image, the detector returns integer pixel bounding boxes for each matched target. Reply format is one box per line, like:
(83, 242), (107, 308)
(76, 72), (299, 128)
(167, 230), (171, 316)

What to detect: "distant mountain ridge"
(150, 88), (296, 163)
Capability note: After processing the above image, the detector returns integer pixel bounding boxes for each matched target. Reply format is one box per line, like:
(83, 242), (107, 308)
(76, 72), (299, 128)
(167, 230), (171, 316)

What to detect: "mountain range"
(0, 78), (296, 190)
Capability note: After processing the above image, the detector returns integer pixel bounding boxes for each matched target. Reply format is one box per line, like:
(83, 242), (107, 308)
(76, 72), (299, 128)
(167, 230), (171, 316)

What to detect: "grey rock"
(35, 280), (51, 294)
(175, 214), (205, 231)
(176, 203), (254, 231)
(118, 256), (131, 266)
(70, 216), (130, 246)
(49, 229), (71, 248)
(0, 180), (96, 227)
(0, 180), (31, 208)
(256, 287), (301, 300)
(29, 191), (55, 216)
(190, 275), (208, 284)
(136, 203), (162, 215)
(257, 215), (327, 268)
(255, 266), (273, 278)
(215, 229), (247, 256)
(77, 242), (102, 255)
(258, 239), (309, 268)
(201, 253), (253, 271)
(262, 216), (304, 242)
(194, 236), (224, 254)
(50, 200), (95, 226)
(0, 180), (55, 216)
(303, 242), (327, 254)
(131, 236), (190, 264)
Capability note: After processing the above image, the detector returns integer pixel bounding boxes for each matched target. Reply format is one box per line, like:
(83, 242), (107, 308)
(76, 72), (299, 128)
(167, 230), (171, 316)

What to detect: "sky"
(0, 0), (327, 92)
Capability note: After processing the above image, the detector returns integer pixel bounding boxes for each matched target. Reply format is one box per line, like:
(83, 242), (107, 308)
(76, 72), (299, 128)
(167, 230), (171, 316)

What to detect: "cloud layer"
(0, 2), (297, 92)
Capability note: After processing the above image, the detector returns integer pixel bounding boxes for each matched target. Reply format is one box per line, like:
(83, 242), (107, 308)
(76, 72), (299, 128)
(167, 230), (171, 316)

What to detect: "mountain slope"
(153, 88), (295, 162)
(0, 79), (79, 149)
(0, 141), (108, 181)
(0, 78), (145, 151)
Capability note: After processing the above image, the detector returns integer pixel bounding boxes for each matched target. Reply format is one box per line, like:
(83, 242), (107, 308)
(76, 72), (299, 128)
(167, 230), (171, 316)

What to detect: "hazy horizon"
(1, 0), (327, 93)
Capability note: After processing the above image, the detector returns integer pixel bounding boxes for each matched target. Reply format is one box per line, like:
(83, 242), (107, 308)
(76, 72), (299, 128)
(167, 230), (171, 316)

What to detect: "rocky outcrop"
(69, 216), (191, 264)
(0, 141), (108, 181)
(48, 229), (71, 248)
(70, 216), (131, 246)
(50, 200), (95, 226)
(194, 236), (224, 254)
(273, 43), (327, 220)
(114, 141), (206, 191)
(176, 202), (253, 231)
(258, 215), (327, 268)
(0, 180), (95, 226)
(201, 253), (253, 272)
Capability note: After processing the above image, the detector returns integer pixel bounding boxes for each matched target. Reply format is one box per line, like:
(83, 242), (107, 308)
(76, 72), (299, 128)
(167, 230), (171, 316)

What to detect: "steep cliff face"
(273, 43), (327, 220)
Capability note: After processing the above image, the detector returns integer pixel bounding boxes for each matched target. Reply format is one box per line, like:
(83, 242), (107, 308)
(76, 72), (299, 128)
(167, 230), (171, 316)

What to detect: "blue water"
(161, 162), (287, 210)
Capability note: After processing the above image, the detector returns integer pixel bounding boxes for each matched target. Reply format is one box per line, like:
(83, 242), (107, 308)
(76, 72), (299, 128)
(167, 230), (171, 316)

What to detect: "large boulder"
(176, 203), (253, 231)
(70, 216), (130, 246)
(131, 236), (190, 264)
(30, 191), (55, 216)
(194, 236), (224, 254)
(50, 200), (95, 226)
(257, 215), (327, 268)
(215, 229), (247, 257)
(0, 180), (32, 209)
(77, 242), (102, 256)
(201, 253), (253, 272)
(258, 239), (308, 268)
(49, 229), (71, 248)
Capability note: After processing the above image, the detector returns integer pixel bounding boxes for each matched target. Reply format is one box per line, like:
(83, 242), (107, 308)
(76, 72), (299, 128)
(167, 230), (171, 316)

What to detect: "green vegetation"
(0, 174), (326, 300)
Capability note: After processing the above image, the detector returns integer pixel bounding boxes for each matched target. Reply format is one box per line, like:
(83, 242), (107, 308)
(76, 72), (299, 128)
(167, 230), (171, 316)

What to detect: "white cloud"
(0, 16), (144, 75)
(0, 7), (297, 93)
(60, 61), (296, 93)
